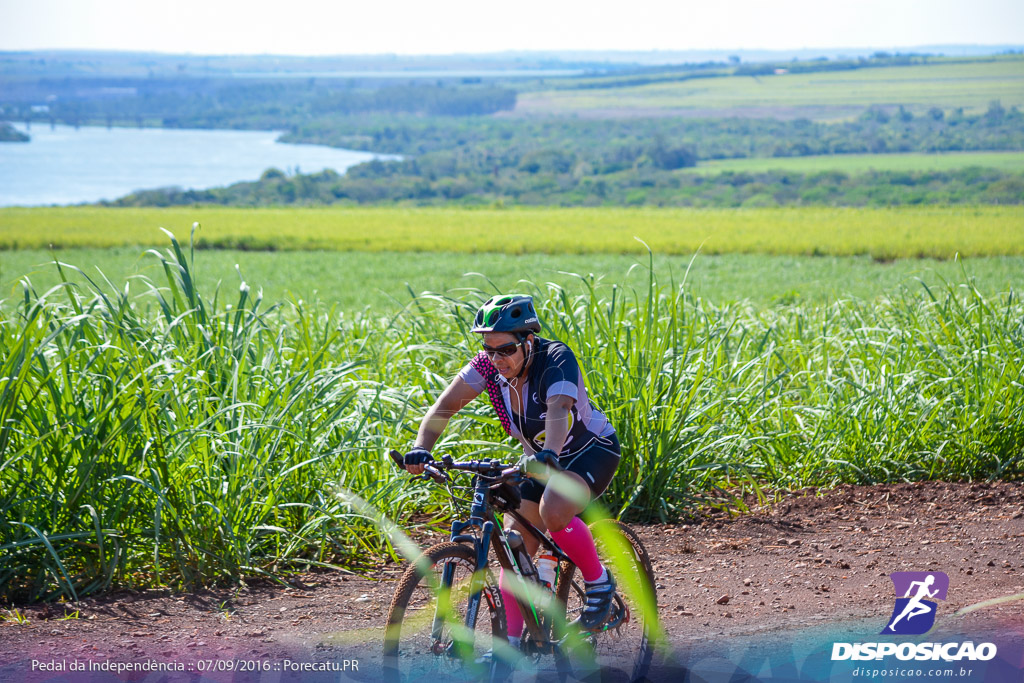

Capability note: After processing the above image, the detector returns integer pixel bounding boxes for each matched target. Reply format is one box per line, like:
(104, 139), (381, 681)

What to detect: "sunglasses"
(481, 341), (521, 359)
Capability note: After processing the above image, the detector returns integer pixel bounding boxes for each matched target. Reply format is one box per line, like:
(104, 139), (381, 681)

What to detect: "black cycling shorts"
(520, 433), (621, 504)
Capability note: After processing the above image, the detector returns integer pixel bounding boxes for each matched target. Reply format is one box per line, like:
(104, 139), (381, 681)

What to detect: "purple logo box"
(882, 571), (949, 635)
(890, 572), (949, 601)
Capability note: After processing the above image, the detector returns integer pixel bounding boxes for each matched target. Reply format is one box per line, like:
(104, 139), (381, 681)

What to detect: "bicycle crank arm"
(601, 594), (630, 631)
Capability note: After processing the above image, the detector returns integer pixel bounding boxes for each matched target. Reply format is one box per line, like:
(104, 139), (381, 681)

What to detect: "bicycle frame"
(438, 471), (572, 650)
(388, 449), (654, 683)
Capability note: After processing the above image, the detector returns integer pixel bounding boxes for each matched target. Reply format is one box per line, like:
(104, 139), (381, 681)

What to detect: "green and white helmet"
(471, 295), (541, 335)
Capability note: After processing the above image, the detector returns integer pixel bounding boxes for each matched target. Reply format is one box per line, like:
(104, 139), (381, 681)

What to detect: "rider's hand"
(520, 448), (560, 478)
(403, 447), (433, 475)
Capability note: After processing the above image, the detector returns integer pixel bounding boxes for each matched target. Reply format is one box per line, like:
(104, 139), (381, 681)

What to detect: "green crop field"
(686, 151), (1024, 175)
(4, 247), (1024, 313)
(2, 233), (1022, 601)
(2, 206), (1022, 259)
(517, 57), (1024, 120)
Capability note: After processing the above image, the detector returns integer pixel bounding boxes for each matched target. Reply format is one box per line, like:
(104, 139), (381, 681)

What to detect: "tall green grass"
(5, 247), (1024, 313)
(2, 235), (1021, 601)
(0, 231), (431, 601)
(533, 256), (1024, 520)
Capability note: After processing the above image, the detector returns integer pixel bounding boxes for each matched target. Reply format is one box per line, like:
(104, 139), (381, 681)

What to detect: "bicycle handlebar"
(388, 449), (560, 483)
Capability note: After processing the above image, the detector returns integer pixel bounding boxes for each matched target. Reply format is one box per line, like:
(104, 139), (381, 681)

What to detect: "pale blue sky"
(3, 0), (1023, 55)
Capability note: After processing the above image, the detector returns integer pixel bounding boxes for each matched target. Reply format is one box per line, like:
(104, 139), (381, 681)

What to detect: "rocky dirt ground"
(1, 481), (1022, 681)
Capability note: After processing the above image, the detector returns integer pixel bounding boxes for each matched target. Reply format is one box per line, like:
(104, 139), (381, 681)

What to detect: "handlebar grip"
(521, 451), (564, 479)
(391, 449), (446, 483)
(389, 449), (406, 470)
(537, 450), (564, 472)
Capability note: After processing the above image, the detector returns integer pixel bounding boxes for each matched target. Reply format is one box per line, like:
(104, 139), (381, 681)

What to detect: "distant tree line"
(106, 166), (1024, 208)
(281, 103), (1024, 161)
(557, 52), (952, 91)
(101, 102), (1024, 208)
(6, 56), (1021, 210)
(733, 52), (952, 77)
(1, 80), (517, 128)
(310, 84), (515, 116)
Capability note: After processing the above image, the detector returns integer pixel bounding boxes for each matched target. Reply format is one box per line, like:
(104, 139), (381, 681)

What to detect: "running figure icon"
(881, 571), (949, 636)
(886, 575), (938, 631)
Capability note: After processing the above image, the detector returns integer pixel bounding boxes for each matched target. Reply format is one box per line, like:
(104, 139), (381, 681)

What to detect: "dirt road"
(2, 481), (1022, 681)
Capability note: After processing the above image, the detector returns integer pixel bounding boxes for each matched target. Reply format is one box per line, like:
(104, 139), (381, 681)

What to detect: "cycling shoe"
(573, 569), (616, 631)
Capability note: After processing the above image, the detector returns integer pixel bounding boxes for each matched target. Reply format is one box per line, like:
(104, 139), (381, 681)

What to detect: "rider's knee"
(539, 500), (574, 532)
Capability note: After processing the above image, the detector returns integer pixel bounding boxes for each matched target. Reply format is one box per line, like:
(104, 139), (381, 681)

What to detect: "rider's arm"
(535, 341), (581, 457)
(542, 394), (576, 455)
(410, 376), (481, 471)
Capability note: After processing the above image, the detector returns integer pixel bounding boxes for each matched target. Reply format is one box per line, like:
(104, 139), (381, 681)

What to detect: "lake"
(0, 124), (396, 207)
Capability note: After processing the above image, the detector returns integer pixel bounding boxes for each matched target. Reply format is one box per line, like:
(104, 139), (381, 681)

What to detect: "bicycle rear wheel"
(554, 520), (658, 683)
(383, 542), (507, 682)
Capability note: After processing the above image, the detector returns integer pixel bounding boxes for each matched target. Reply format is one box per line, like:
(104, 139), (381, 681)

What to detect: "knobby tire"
(383, 542), (506, 682)
(554, 520), (658, 683)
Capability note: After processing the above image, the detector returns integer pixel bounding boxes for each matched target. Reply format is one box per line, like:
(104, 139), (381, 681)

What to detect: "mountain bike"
(383, 450), (657, 682)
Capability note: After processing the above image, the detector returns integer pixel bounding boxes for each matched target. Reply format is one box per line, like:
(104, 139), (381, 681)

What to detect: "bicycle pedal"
(569, 615), (612, 634)
(603, 595), (630, 630)
(608, 593), (631, 622)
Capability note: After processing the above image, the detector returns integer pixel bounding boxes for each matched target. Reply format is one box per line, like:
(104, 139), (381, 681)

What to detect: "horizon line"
(3, 43), (1023, 60)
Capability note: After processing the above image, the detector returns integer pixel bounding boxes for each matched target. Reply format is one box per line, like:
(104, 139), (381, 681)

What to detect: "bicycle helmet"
(471, 295), (541, 336)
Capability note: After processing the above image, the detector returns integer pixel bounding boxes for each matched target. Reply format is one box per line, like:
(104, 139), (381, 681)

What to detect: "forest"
(107, 104), (1024, 207)
(4, 52), (1023, 207)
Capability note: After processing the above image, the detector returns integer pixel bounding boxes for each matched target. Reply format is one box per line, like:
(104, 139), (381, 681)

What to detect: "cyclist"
(403, 294), (621, 651)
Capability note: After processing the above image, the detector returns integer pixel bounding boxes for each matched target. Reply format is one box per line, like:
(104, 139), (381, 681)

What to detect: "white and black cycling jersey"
(457, 337), (615, 456)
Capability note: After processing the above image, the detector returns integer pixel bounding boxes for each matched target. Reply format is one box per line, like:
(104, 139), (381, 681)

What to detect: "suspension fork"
(431, 478), (496, 648)
(429, 520), (495, 651)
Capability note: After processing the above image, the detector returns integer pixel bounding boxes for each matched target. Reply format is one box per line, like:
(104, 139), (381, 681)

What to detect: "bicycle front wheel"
(383, 542), (507, 682)
(555, 520), (658, 683)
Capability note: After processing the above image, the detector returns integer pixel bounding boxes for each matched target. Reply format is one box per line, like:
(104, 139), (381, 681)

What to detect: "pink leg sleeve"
(498, 567), (525, 640)
(549, 517), (603, 582)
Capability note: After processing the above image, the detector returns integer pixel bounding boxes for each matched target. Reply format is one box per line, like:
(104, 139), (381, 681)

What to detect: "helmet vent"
(497, 296), (512, 305)
(510, 308), (521, 318)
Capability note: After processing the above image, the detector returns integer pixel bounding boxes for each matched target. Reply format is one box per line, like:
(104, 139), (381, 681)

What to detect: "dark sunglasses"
(481, 341), (520, 358)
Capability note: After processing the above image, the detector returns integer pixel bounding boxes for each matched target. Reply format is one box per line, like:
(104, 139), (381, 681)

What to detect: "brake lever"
(500, 466), (523, 481)
(423, 464), (447, 484)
